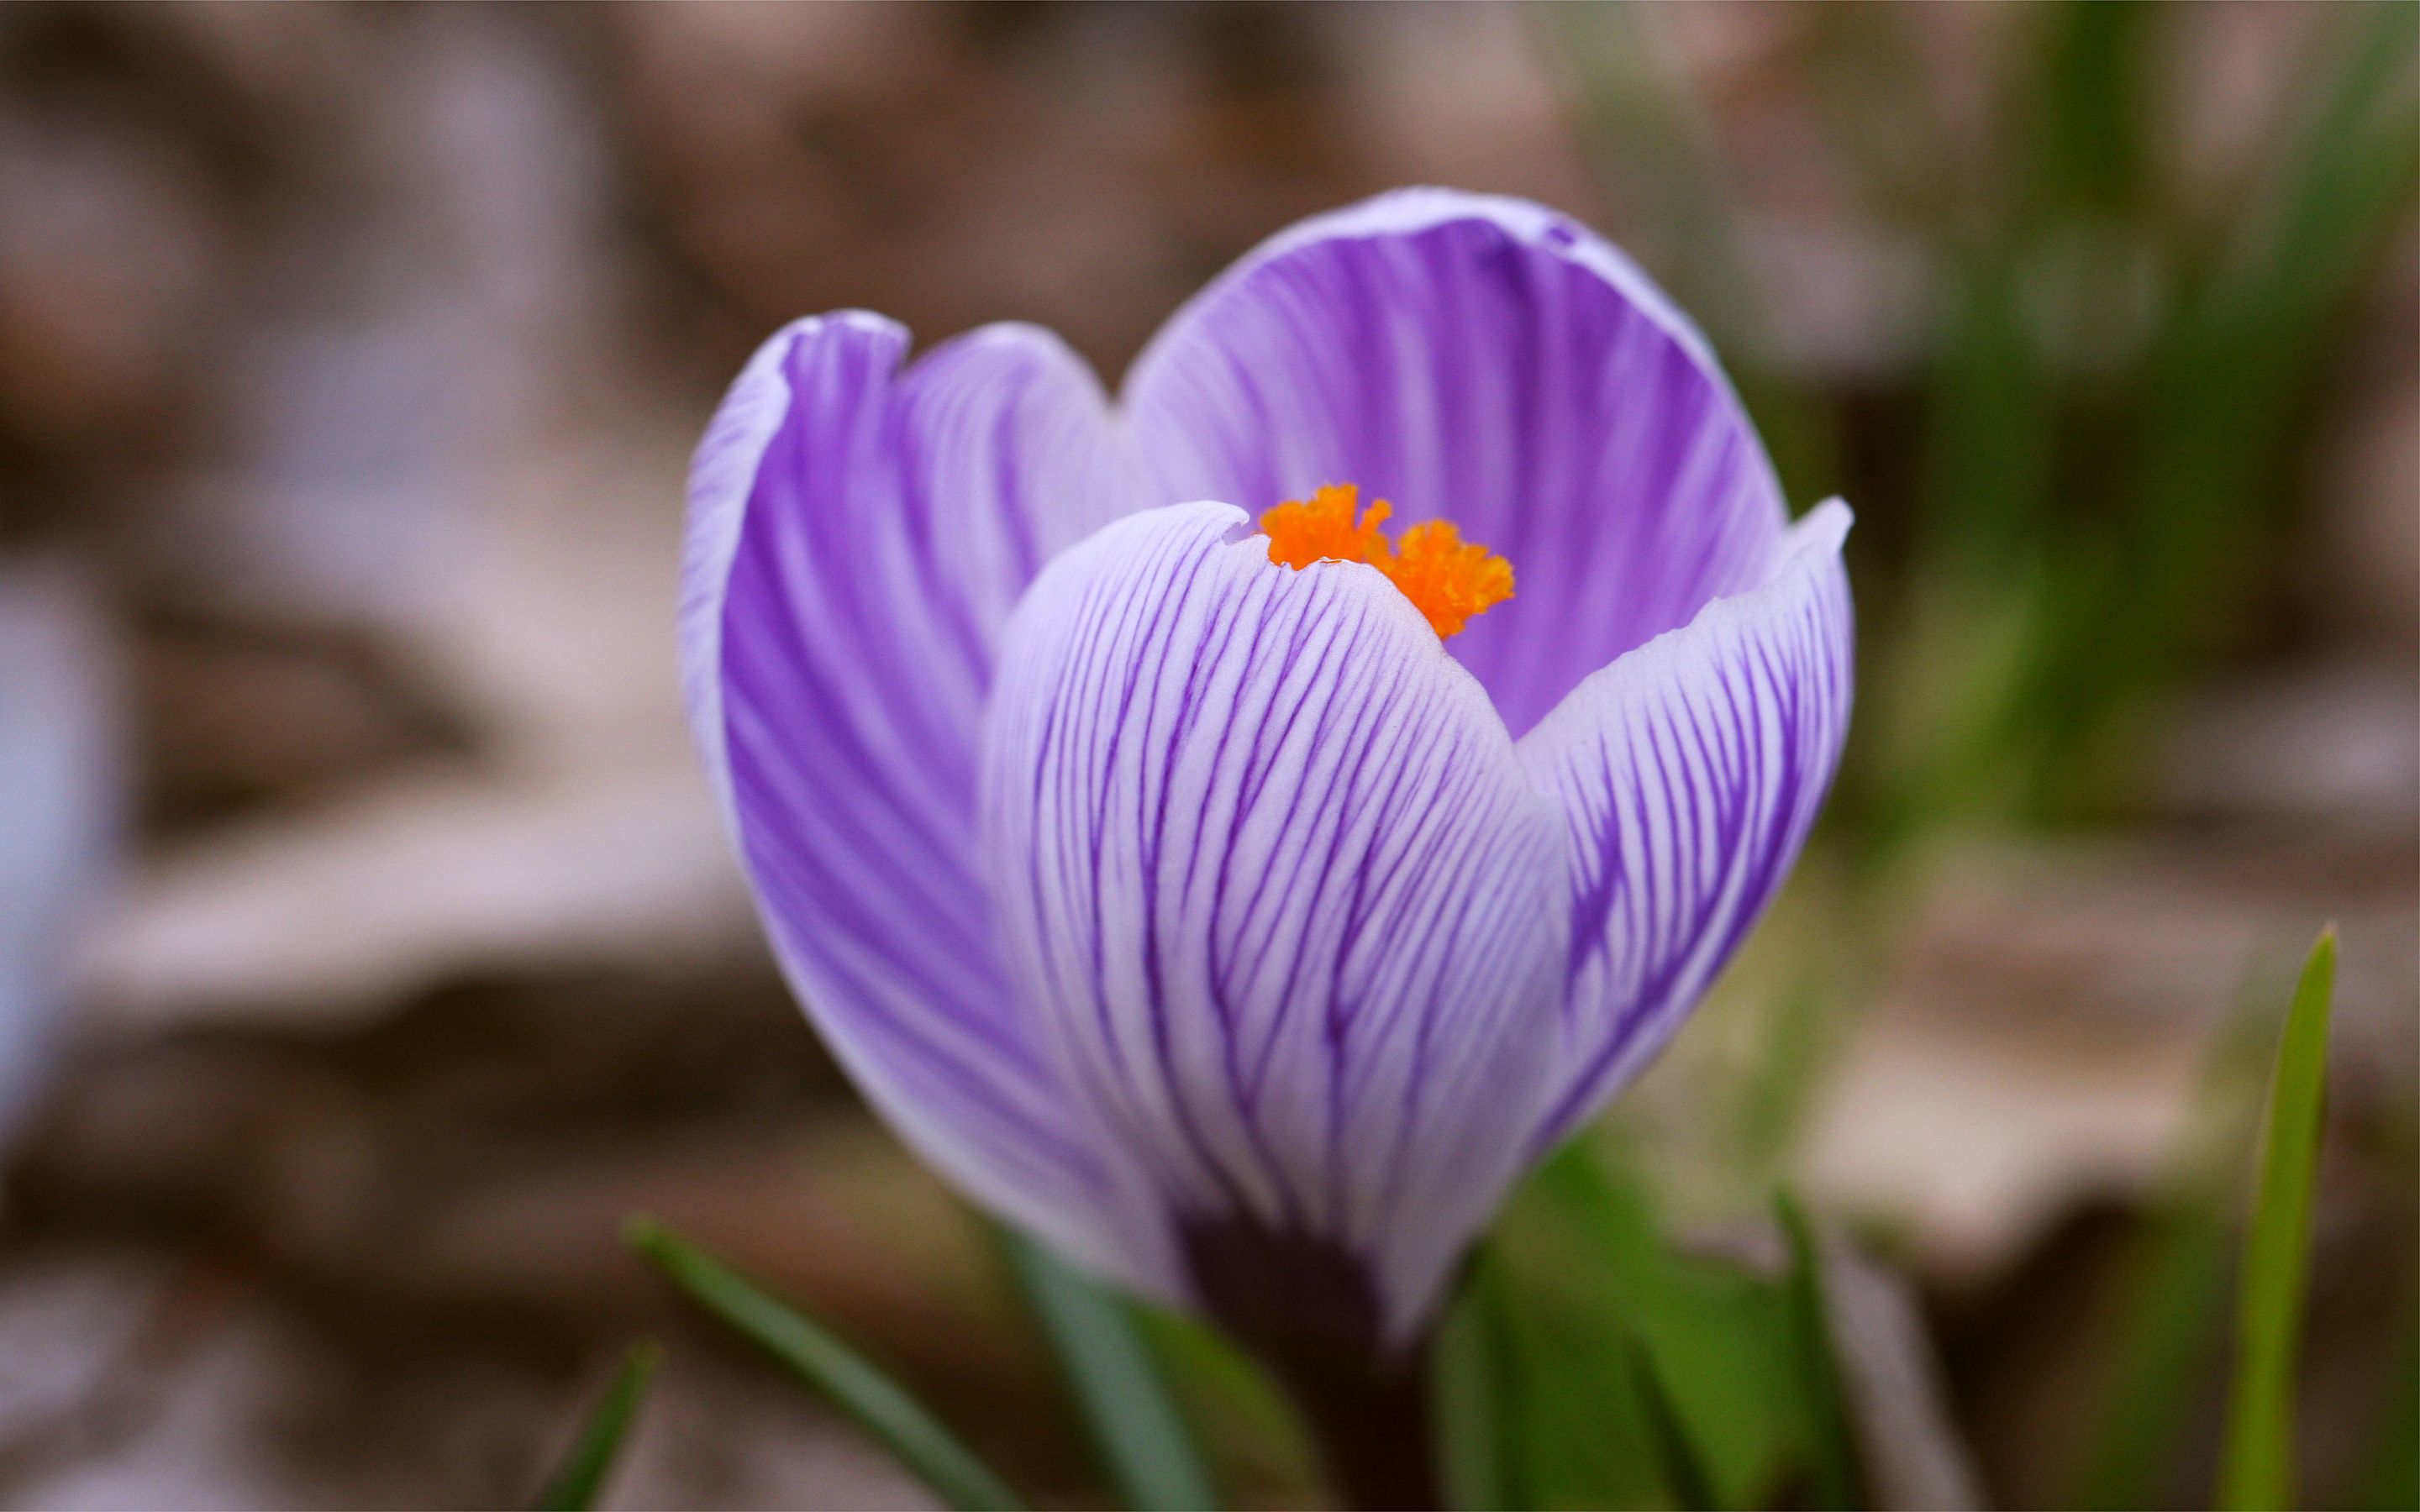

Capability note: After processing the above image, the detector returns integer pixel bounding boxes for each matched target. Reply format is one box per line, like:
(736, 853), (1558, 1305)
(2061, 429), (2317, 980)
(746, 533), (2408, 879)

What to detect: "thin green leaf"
(1486, 1155), (1666, 1509)
(1429, 1252), (1519, 1512)
(530, 1340), (660, 1512)
(1550, 1147), (1813, 1505)
(1629, 1336), (1716, 1512)
(997, 1226), (1218, 1512)
(2219, 927), (2337, 1510)
(1776, 1191), (1862, 1512)
(1471, 1142), (1825, 1509)
(1130, 1308), (1323, 1508)
(625, 1215), (1026, 1512)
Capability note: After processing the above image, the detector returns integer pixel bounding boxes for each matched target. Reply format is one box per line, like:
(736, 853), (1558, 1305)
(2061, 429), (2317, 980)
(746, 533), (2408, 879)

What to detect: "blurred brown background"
(0, 3), (2410, 1508)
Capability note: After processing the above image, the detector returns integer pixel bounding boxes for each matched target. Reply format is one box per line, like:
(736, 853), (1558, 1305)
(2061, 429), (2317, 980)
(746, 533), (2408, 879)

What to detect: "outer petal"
(1125, 187), (1787, 738)
(1519, 501), (1854, 1150)
(680, 312), (1169, 1293)
(984, 501), (1568, 1336)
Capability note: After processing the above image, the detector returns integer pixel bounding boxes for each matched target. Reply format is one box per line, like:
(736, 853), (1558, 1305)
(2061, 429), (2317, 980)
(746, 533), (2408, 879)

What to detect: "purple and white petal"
(1124, 187), (1789, 738)
(680, 312), (1171, 1294)
(1518, 501), (1854, 1151)
(983, 501), (1568, 1335)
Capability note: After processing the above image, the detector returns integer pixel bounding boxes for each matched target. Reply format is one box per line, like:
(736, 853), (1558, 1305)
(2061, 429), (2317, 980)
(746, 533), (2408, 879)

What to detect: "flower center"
(1259, 483), (1514, 639)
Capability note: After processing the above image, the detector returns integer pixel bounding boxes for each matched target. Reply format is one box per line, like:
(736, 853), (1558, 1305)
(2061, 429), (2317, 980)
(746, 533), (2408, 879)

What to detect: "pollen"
(1260, 483), (1393, 570)
(1383, 520), (1518, 639)
(1259, 483), (1514, 638)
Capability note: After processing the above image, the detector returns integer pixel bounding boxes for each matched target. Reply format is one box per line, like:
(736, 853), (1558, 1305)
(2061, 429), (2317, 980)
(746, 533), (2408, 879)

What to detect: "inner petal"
(1260, 483), (1513, 639)
(1122, 191), (1791, 738)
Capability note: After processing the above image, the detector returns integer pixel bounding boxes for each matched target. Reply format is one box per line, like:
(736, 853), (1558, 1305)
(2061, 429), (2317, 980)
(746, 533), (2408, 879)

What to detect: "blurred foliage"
(2350, 1297), (2420, 1511)
(2060, 949), (2298, 1509)
(1417, 932), (2356, 1512)
(1776, 1191), (1865, 1512)
(1554, 0), (2418, 843)
(1432, 1141), (1834, 1511)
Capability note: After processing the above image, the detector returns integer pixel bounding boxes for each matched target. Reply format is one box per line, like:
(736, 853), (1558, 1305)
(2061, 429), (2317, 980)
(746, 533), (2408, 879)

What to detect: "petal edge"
(1519, 500), (1854, 1150)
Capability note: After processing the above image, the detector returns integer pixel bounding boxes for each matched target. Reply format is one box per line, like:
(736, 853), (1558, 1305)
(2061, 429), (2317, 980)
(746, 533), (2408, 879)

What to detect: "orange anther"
(1260, 483), (1512, 639)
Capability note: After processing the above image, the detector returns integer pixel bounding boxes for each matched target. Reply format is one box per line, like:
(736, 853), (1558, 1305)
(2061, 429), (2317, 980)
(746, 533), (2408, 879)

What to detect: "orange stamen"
(1260, 483), (1392, 570)
(1384, 519), (1518, 639)
(1259, 483), (1514, 639)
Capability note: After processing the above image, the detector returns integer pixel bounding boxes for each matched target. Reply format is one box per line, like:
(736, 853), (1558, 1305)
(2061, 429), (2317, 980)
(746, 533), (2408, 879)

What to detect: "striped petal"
(983, 501), (1568, 1335)
(680, 312), (1169, 1294)
(1125, 187), (1789, 738)
(1519, 501), (1854, 1150)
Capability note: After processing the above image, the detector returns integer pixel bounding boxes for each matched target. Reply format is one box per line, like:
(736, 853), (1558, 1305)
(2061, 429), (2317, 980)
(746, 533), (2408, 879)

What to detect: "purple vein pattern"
(1518, 502), (1854, 1152)
(682, 312), (1170, 1291)
(986, 502), (1565, 1328)
(681, 188), (1854, 1336)
(1126, 192), (1789, 739)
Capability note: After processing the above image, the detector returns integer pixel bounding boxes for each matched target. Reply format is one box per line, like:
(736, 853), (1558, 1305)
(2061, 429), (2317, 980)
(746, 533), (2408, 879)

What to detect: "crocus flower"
(681, 188), (1851, 1496)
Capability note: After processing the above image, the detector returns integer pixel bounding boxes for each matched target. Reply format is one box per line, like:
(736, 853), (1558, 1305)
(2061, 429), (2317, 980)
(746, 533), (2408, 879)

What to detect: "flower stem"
(1270, 1337), (1439, 1511)
(1178, 1221), (1441, 1510)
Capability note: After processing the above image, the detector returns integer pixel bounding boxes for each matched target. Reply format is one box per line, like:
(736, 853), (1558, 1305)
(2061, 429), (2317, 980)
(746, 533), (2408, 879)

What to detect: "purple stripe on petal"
(1123, 188), (1788, 738)
(680, 312), (1174, 1298)
(1518, 501), (1854, 1152)
(984, 501), (1567, 1336)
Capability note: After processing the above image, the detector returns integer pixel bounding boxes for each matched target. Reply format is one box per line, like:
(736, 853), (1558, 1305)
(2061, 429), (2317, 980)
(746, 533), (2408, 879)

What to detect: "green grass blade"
(1130, 1308), (1323, 1508)
(997, 1227), (1218, 1512)
(1630, 1336), (1717, 1512)
(530, 1340), (660, 1512)
(2218, 928), (2338, 1511)
(1776, 1190), (1863, 1512)
(1471, 1142), (1833, 1508)
(626, 1215), (1027, 1512)
(1429, 1253), (1519, 1512)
